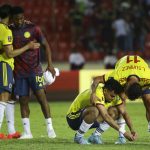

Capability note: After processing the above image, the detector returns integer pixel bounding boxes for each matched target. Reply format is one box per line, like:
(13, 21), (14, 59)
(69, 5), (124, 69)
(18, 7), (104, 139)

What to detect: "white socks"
(45, 118), (53, 131)
(5, 101), (16, 134)
(94, 121), (110, 136)
(0, 102), (7, 130)
(22, 118), (32, 135)
(76, 120), (93, 137)
(117, 118), (126, 138)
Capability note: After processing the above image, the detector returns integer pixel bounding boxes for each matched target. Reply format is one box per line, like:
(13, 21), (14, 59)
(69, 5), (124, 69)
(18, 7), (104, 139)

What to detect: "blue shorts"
(66, 109), (99, 131)
(142, 88), (150, 95)
(14, 74), (44, 96)
(0, 62), (13, 94)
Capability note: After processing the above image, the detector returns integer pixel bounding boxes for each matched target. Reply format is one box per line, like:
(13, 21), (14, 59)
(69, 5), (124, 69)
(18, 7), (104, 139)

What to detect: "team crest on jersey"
(8, 36), (12, 42)
(24, 31), (31, 38)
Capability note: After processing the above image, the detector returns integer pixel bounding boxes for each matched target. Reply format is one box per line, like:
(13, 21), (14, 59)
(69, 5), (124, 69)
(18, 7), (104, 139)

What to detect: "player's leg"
(31, 74), (56, 138)
(14, 78), (32, 139)
(19, 95), (33, 138)
(108, 106), (126, 144)
(0, 62), (13, 139)
(142, 89), (150, 132)
(88, 106), (125, 144)
(74, 106), (99, 144)
(5, 93), (21, 139)
(115, 117), (126, 144)
(34, 89), (56, 138)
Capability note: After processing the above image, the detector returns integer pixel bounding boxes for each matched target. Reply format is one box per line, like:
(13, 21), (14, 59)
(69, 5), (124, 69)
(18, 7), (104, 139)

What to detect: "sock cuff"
(7, 100), (16, 104)
(0, 102), (7, 106)
(45, 118), (52, 124)
(22, 118), (29, 122)
(117, 118), (125, 124)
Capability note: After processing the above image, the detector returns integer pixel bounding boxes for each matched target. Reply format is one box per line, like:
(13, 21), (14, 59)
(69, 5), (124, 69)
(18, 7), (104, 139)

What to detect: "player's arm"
(4, 41), (40, 58)
(35, 26), (55, 77)
(116, 102), (137, 138)
(96, 104), (134, 141)
(41, 37), (55, 77)
(142, 94), (150, 129)
(90, 76), (105, 104)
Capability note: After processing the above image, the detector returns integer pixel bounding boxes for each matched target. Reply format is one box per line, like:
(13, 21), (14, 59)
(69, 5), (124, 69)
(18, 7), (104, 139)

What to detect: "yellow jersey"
(105, 55), (150, 87)
(0, 23), (14, 70)
(67, 83), (122, 119)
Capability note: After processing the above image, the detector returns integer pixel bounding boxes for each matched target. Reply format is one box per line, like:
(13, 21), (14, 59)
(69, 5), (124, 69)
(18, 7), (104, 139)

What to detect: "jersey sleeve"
(3, 29), (13, 45)
(34, 26), (44, 43)
(94, 84), (105, 106)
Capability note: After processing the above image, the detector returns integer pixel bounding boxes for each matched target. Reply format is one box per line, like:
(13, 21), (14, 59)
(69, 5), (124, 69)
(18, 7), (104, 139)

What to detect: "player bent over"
(66, 78), (137, 144)
(91, 55), (150, 133)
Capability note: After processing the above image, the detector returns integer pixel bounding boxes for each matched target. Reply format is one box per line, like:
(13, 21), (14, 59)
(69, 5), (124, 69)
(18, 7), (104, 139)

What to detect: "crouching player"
(66, 78), (137, 144)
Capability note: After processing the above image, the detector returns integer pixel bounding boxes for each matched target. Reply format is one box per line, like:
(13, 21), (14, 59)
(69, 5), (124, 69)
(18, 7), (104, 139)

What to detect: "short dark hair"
(126, 83), (142, 100)
(0, 4), (12, 19)
(12, 6), (24, 16)
(104, 78), (124, 94)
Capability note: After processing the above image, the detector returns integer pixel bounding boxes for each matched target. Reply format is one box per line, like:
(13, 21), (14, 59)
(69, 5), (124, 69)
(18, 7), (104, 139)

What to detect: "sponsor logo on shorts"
(9, 83), (12, 89)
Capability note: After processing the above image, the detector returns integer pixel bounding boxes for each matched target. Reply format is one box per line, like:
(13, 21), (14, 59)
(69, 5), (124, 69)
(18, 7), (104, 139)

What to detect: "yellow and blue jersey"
(0, 23), (14, 70)
(105, 55), (150, 87)
(67, 83), (122, 119)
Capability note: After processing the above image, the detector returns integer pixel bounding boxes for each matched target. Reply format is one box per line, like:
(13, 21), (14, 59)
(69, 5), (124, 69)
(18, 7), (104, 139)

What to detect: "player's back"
(0, 23), (14, 69)
(115, 55), (148, 69)
(110, 55), (150, 86)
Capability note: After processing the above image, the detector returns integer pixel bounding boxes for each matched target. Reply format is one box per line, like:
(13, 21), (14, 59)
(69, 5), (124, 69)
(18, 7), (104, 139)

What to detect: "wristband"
(119, 128), (126, 134)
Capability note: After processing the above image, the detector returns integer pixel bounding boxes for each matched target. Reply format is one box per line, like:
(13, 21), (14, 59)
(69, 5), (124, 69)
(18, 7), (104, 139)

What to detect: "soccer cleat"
(115, 137), (126, 144)
(19, 133), (33, 139)
(74, 134), (90, 144)
(88, 134), (103, 144)
(48, 129), (56, 138)
(7, 131), (21, 139)
(0, 133), (7, 140)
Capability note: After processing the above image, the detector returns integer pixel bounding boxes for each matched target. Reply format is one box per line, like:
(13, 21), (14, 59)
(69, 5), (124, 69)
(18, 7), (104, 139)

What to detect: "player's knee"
(108, 107), (119, 120)
(88, 107), (99, 119)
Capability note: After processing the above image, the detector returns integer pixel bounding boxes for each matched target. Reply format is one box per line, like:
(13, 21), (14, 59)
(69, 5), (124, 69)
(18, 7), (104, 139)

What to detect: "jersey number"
(126, 56), (140, 63)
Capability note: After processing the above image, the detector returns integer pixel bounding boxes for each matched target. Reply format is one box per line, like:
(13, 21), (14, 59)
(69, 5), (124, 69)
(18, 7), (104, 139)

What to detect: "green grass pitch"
(0, 101), (150, 150)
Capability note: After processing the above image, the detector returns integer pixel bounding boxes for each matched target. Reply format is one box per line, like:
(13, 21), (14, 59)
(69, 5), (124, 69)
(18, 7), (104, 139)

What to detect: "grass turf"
(0, 101), (150, 150)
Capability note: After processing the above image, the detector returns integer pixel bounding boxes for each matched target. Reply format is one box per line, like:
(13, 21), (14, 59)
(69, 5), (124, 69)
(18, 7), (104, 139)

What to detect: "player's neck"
(0, 18), (9, 26)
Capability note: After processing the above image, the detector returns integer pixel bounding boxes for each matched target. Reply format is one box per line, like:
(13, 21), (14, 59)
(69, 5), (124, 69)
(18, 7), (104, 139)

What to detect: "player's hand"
(131, 131), (138, 140)
(46, 66), (56, 78)
(123, 131), (135, 141)
(27, 41), (40, 49)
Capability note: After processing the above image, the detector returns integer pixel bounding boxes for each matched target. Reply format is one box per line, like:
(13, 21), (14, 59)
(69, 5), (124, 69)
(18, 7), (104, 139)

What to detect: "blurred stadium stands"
(1, 0), (150, 63)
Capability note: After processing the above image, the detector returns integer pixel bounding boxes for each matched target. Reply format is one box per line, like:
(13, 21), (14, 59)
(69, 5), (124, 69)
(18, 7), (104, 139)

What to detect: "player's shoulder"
(0, 23), (10, 31)
(24, 20), (35, 27)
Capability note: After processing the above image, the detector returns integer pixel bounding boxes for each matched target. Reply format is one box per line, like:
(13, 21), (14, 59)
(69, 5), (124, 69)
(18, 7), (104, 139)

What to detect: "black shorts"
(66, 109), (99, 131)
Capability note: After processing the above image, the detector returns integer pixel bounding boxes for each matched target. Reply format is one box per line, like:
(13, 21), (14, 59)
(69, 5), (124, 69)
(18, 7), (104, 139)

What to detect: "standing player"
(0, 4), (40, 139)
(66, 78), (136, 144)
(91, 55), (150, 133)
(8, 6), (56, 139)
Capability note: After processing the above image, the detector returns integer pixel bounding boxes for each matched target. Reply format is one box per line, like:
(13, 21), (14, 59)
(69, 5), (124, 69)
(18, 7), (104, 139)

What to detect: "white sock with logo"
(117, 118), (126, 138)
(76, 120), (93, 137)
(22, 118), (31, 135)
(45, 118), (54, 131)
(94, 121), (110, 136)
(5, 100), (16, 134)
(0, 102), (7, 130)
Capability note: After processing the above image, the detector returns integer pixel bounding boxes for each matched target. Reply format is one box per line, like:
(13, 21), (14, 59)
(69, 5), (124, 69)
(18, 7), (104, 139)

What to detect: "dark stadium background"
(1, 0), (150, 100)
